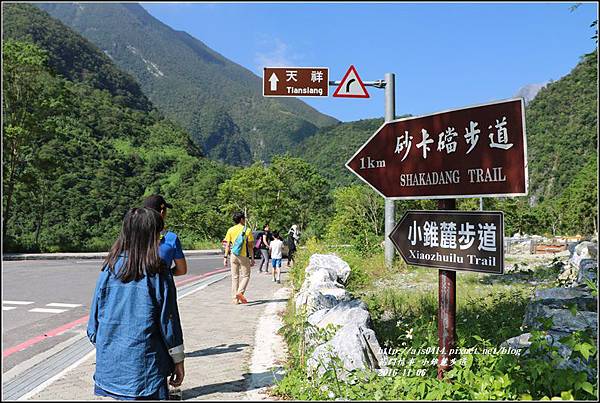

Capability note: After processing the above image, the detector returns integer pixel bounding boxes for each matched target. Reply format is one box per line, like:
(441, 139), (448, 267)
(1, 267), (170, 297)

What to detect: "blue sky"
(141, 2), (598, 122)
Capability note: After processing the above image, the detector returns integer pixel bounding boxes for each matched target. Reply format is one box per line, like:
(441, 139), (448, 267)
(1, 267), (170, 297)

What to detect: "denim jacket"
(87, 255), (184, 397)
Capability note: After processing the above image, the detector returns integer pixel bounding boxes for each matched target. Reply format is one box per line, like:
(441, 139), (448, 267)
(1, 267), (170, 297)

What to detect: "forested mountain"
(525, 49), (597, 204)
(2, 3), (233, 252)
(295, 118), (384, 187)
(36, 2), (338, 166)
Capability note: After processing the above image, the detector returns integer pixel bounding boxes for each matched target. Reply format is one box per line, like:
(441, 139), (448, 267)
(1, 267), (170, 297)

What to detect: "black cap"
(143, 195), (173, 212)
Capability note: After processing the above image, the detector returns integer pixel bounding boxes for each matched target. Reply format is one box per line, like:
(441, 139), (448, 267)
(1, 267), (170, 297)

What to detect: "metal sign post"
(330, 71), (396, 268)
(437, 199), (456, 379)
(384, 73), (396, 269)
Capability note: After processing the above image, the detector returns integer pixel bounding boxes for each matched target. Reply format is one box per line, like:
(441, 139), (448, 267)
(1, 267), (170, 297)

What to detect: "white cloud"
(255, 37), (302, 69)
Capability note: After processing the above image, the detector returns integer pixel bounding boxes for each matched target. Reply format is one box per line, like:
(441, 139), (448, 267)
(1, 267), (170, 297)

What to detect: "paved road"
(1, 255), (224, 372)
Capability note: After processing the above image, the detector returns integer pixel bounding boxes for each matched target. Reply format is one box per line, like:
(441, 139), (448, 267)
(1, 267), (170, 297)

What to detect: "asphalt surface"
(1, 255), (224, 372)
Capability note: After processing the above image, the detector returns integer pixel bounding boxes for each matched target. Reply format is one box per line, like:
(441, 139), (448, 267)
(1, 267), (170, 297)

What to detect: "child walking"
(88, 208), (185, 400)
(269, 232), (284, 283)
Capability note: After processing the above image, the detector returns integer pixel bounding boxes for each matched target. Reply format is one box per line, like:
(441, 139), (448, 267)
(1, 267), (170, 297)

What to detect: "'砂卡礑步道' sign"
(389, 210), (504, 274)
(263, 67), (329, 97)
(346, 98), (527, 199)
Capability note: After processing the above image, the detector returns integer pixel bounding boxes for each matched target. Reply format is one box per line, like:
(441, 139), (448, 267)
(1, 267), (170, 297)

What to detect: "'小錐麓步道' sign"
(389, 210), (504, 274)
(346, 98), (527, 199)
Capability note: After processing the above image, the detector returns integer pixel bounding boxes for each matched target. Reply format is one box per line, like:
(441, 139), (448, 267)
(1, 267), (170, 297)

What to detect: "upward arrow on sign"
(269, 73), (279, 91)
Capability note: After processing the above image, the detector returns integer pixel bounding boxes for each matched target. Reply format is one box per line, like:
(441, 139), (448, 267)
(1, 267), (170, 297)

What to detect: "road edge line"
(16, 349), (96, 401)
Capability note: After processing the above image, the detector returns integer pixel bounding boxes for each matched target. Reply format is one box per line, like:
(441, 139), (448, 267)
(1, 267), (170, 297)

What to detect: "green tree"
(217, 157), (332, 236)
(217, 162), (284, 231)
(2, 40), (67, 239)
(556, 158), (598, 236)
(325, 185), (384, 248)
(269, 155), (332, 232)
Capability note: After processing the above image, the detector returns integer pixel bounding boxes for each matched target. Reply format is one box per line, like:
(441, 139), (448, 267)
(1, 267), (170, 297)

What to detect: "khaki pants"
(231, 254), (251, 298)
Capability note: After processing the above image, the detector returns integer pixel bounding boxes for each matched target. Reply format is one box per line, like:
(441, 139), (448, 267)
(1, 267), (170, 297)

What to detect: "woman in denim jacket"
(87, 208), (185, 400)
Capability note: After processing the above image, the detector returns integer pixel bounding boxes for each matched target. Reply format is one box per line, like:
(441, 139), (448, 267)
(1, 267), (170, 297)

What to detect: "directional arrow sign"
(389, 210), (504, 274)
(346, 98), (527, 199)
(263, 67), (329, 97)
(269, 72), (279, 91)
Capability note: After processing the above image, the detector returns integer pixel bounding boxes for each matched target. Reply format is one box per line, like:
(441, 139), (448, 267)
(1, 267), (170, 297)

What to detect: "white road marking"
(3, 301), (35, 305)
(3, 306), (17, 311)
(28, 308), (68, 314)
(46, 303), (82, 308)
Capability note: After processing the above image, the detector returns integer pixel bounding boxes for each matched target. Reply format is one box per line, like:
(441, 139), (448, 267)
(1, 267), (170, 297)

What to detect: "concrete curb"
(2, 249), (222, 261)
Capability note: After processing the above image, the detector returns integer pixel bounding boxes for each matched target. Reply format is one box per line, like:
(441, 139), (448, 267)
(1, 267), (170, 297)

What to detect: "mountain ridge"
(37, 2), (338, 165)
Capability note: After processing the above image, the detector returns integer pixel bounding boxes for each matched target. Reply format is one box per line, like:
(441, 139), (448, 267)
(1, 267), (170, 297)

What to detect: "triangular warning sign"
(333, 65), (369, 98)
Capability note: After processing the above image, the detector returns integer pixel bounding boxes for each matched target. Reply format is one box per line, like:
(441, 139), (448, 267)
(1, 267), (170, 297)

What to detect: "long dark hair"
(103, 208), (166, 282)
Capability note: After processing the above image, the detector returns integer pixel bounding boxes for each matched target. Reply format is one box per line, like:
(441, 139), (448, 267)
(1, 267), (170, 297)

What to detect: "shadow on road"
(243, 298), (288, 307)
(182, 369), (284, 399)
(185, 343), (250, 358)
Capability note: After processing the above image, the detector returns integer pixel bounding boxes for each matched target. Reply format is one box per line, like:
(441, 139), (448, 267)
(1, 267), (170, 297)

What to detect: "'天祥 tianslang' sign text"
(389, 210), (504, 274)
(346, 98), (527, 199)
(263, 67), (329, 97)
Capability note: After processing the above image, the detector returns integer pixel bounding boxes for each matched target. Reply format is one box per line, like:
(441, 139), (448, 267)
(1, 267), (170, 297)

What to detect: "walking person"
(88, 208), (185, 400)
(269, 231), (284, 283)
(144, 195), (187, 276)
(286, 224), (300, 268)
(256, 223), (272, 273)
(224, 211), (255, 304)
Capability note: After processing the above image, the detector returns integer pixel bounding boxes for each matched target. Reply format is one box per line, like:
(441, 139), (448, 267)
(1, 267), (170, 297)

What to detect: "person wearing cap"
(143, 195), (188, 277)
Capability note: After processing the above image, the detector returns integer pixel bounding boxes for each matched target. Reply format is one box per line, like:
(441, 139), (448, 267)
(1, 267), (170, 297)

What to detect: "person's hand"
(170, 361), (185, 387)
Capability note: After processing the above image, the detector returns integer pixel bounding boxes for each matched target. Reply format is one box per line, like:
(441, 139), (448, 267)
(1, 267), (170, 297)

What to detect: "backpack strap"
(242, 224), (249, 257)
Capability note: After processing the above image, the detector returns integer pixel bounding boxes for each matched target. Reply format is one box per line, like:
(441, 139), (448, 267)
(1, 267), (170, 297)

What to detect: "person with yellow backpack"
(223, 211), (255, 304)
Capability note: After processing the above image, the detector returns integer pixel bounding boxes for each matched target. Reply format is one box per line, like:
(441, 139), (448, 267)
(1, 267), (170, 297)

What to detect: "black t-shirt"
(258, 231), (272, 249)
(287, 233), (297, 251)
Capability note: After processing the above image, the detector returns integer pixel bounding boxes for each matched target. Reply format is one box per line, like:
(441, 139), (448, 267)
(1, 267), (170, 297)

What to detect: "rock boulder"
(305, 254), (351, 285)
(307, 324), (384, 377)
(523, 287), (597, 336)
(570, 242), (598, 268)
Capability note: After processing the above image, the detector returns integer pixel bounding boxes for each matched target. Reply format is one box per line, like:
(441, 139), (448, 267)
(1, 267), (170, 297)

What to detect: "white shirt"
(270, 239), (283, 259)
